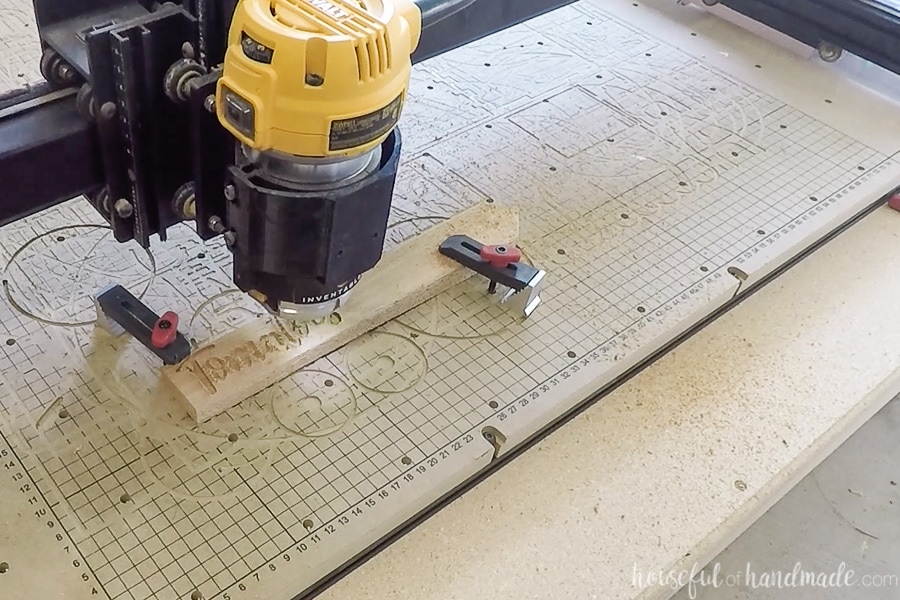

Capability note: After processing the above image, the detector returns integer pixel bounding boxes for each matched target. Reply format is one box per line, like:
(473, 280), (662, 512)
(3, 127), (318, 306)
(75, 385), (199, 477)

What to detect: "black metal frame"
(0, 91), (103, 226)
(714, 0), (900, 75)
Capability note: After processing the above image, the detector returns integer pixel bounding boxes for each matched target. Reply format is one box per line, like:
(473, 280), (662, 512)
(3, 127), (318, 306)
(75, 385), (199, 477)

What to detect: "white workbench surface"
(3, 1), (900, 599)
(311, 206), (900, 600)
(311, 8), (900, 598)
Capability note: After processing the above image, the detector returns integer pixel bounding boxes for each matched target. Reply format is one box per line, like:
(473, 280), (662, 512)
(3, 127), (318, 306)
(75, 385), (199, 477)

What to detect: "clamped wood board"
(161, 203), (520, 422)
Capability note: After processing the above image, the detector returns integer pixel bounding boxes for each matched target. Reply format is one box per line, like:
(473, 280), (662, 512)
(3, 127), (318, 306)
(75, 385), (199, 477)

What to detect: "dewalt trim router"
(216, 0), (422, 319)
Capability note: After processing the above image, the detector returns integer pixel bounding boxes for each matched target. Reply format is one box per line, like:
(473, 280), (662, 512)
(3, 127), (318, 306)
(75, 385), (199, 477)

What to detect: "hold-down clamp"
(95, 284), (192, 365)
(439, 235), (546, 318)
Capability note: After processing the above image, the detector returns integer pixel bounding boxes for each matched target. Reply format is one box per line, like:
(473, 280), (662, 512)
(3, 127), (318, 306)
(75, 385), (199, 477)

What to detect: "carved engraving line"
(178, 314), (343, 393)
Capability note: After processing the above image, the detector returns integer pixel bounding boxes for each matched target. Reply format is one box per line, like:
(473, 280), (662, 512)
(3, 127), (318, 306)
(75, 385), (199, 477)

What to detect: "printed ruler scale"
(2, 1), (900, 599)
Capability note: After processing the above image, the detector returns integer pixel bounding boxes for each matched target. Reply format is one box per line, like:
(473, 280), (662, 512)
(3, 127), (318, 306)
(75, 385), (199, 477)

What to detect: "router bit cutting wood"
(216, 0), (422, 321)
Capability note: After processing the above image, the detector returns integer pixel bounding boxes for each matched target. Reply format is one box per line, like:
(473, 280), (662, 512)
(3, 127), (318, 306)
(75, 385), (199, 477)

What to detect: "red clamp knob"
(151, 311), (180, 349)
(480, 244), (521, 269)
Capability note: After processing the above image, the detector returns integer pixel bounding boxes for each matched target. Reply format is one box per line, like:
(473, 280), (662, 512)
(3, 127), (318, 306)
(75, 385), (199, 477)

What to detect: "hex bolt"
(224, 184), (237, 202)
(114, 199), (134, 219)
(208, 216), (225, 233)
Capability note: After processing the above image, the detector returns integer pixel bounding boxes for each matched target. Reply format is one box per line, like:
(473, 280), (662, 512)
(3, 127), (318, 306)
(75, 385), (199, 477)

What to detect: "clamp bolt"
(480, 245), (521, 293)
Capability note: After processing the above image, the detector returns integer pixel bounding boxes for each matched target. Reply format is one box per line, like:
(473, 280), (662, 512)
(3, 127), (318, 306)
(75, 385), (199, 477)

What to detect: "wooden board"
(161, 203), (520, 422)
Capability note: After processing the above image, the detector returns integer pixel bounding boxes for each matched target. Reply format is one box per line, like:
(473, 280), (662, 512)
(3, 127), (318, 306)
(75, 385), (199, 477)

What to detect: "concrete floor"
(673, 398), (900, 599)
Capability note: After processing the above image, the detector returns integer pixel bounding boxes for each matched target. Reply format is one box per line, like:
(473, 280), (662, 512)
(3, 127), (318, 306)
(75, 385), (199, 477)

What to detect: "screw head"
(818, 42), (843, 63)
(204, 95), (216, 113)
(99, 102), (116, 119)
(224, 184), (237, 201)
(114, 199), (134, 219)
(181, 41), (195, 59)
(208, 216), (225, 233)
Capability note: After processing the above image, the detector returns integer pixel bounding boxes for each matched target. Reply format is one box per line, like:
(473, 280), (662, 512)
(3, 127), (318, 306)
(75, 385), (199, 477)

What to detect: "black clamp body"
(439, 235), (546, 318)
(95, 284), (192, 365)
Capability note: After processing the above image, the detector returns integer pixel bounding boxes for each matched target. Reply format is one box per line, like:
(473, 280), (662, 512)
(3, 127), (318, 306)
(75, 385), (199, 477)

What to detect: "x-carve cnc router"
(1, 1), (900, 600)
